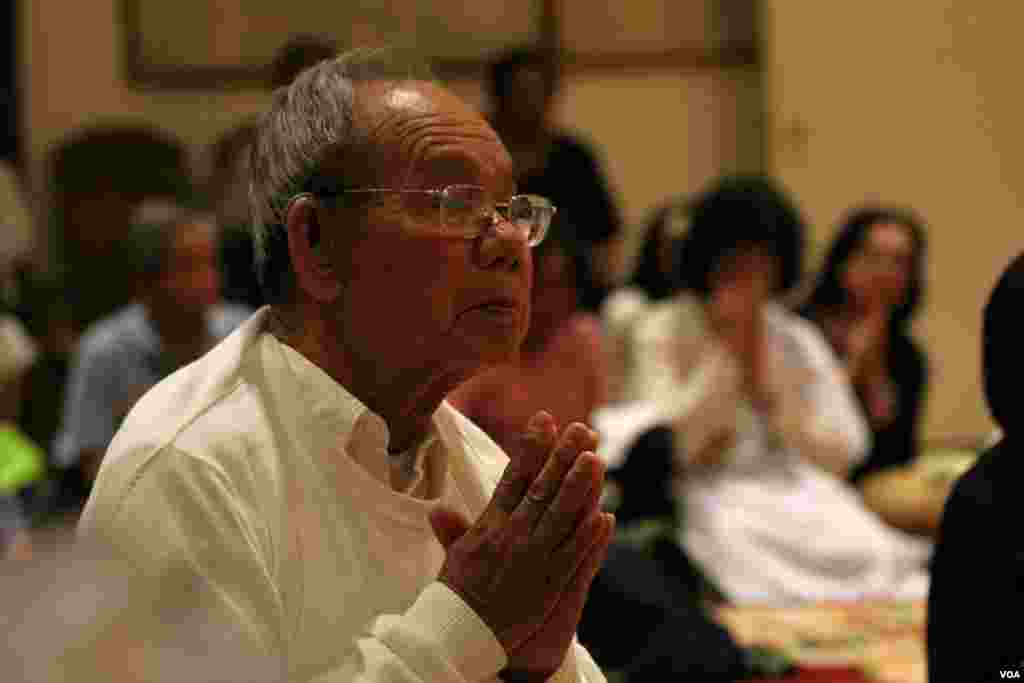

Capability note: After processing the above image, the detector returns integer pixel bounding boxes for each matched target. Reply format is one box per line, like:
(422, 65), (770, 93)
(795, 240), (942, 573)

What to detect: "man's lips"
(465, 297), (522, 316)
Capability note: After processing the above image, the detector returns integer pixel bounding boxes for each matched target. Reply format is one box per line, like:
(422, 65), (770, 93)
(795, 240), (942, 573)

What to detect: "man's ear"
(286, 194), (342, 303)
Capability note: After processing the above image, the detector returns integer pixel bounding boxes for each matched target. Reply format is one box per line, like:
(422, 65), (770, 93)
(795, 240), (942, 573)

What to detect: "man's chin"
(458, 331), (524, 369)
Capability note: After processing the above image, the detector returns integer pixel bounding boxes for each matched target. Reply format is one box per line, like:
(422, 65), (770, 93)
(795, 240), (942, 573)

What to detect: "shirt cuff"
(395, 581), (508, 682)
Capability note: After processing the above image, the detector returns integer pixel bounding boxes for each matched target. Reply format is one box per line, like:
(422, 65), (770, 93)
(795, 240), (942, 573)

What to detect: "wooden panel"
(122, 0), (760, 89)
(559, 0), (758, 67)
(560, 0), (710, 55)
(123, 0), (544, 88)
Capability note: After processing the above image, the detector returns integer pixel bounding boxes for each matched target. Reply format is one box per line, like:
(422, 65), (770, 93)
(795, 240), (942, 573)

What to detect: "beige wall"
(765, 1), (1024, 441)
(24, 0), (269, 181)
(556, 67), (762, 236)
(24, 0), (760, 266)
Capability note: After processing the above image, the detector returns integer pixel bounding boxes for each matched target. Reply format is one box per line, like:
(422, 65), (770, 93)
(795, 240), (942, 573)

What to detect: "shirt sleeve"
(630, 304), (743, 468)
(550, 640), (606, 682)
(80, 446), (511, 683)
(53, 337), (130, 468)
(769, 315), (871, 476)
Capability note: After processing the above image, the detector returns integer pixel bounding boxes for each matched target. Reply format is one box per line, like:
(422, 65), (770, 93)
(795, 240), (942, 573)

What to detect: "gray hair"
(249, 47), (436, 305)
(126, 199), (212, 281)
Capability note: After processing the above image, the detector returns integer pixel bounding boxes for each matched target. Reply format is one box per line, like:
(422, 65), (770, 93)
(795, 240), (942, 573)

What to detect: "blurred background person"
(800, 206), (929, 485)
(47, 125), (192, 335)
(267, 32), (338, 90)
(0, 313), (43, 559)
(0, 159), (37, 308)
(13, 274), (78, 521)
(487, 48), (624, 314)
(208, 119), (263, 310)
(625, 174), (931, 604)
(0, 495), (30, 560)
(0, 159), (74, 523)
(927, 250), (1024, 682)
(601, 197), (690, 403)
(53, 200), (250, 495)
(620, 197), (690, 306)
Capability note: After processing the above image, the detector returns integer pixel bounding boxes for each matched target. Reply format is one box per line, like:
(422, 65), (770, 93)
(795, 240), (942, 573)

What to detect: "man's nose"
(475, 213), (529, 271)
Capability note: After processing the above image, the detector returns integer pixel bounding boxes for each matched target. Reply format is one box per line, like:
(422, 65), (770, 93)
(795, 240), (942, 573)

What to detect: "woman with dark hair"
(623, 175), (930, 603)
(628, 198), (691, 303)
(801, 207), (928, 483)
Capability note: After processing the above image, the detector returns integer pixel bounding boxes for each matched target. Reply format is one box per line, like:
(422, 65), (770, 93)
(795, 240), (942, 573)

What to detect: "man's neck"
(269, 306), (469, 453)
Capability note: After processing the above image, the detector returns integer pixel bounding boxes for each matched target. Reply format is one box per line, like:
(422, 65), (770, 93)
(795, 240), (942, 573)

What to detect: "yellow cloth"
(0, 423), (45, 494)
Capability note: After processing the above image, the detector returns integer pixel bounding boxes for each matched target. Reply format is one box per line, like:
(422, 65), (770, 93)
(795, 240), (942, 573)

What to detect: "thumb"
(429, 506), (472, 549)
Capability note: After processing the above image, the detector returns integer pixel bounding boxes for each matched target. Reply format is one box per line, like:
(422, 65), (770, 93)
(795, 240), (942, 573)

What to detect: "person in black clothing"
(927, 251), (1024, 681)
(628, 197), (692, 303)
(208, 120), (264, 310)
(578, 539), (750, 682)
(487, 48), (624, 312)
(800, 206), (928, 483)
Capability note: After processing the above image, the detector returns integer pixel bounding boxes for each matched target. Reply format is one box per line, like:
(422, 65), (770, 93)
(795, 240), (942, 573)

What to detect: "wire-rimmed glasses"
(310, 183), (556, 247)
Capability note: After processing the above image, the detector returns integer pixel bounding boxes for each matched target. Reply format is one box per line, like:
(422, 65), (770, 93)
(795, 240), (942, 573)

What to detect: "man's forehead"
(357, 81), (509, 185)
(360, 80), (475, 122)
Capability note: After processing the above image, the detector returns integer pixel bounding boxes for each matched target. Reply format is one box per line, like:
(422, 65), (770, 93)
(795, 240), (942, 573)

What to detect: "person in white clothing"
(77, 48), (613, 683)
(623, 175), (930, 604)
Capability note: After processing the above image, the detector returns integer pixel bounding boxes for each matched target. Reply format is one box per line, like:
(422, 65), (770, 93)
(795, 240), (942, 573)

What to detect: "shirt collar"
(268, 331), (439, 493)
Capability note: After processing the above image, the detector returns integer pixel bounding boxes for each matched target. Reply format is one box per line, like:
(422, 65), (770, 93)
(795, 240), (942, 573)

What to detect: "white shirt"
(78, 307), (604, 682)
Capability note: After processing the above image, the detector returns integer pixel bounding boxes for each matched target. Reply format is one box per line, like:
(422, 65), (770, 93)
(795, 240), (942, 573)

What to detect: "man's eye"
(509, 204), (534, 223)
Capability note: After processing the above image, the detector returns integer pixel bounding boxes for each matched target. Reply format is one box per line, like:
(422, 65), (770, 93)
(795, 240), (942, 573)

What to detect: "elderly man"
(55, 200), (250, 484)
(79, 49), (613, 682)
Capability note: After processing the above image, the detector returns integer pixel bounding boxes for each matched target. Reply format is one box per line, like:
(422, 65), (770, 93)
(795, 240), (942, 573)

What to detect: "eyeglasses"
(309, 183), (556, 247)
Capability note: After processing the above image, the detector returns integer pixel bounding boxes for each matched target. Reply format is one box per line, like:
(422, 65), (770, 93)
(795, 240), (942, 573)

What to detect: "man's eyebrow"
(416, 154), (517, 195)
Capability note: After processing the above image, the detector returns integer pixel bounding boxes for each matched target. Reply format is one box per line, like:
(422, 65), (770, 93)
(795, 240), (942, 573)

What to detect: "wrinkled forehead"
(357, 81), (514, 191)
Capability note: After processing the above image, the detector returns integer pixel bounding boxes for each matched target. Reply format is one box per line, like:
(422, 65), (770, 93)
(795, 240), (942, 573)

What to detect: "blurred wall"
(23, 0), (761, 266)
(23, 0), (267, 264)
(765, 1), (1019, 441)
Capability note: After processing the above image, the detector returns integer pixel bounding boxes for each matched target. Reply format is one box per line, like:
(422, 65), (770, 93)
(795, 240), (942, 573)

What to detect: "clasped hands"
(432, 412), (615, 681)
